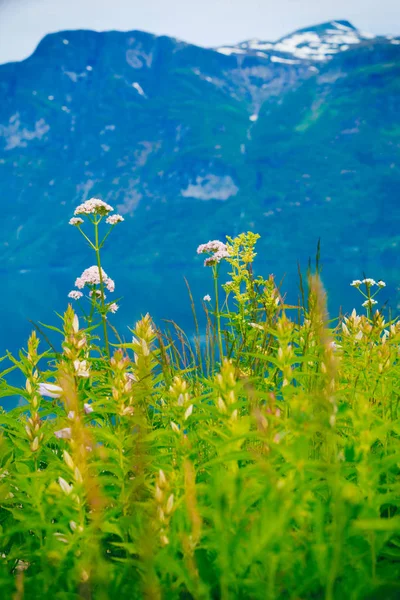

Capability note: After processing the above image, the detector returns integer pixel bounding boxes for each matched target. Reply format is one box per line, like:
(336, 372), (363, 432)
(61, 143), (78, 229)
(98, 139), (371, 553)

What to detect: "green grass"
(1, 219), (400, 599)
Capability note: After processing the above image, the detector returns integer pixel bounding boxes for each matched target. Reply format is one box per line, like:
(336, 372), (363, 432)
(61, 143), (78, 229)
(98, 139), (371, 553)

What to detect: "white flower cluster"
(203, 294), (211, 302)
(350, 278), (386, 288)
(362, 299), (378, 308)
(109, 303), (119, 313)
(69, 217), (84, 226)
(197, 240), (227, 255)
(68, 290), (83, 300)
(75, 266), (115, 292)
(106, 214), (124, 225)
(74, 197), (113, 216)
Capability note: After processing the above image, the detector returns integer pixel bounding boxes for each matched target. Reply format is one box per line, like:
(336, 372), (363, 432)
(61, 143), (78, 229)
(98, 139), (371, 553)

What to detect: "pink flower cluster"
(74, 197), (113, 216)
(68, 290), (83, 300)
(106, 214), (124, 225)
(197, 239), (230, 267)
(75, 266), (115, 292)
(204, 250), (230, 266)
(69, 217), (84, 226)
(197, 240), (227, 255)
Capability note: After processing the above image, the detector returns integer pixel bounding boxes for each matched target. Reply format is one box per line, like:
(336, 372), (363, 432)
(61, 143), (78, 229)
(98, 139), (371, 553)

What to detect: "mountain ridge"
(4, 19), (399, 68)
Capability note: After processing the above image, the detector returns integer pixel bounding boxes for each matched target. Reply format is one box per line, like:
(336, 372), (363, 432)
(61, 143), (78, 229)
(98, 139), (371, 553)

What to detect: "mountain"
(0, 20), (400, 353)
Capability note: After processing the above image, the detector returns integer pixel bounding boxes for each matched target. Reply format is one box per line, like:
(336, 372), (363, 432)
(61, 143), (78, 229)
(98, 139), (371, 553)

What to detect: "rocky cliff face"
(0, 21), (399, 350)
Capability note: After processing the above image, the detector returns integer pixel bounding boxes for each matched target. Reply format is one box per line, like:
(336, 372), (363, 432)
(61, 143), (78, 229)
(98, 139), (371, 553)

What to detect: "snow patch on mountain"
(181, 175), (238, 201)
(270, 56), (301, 64)
(217, 47), (247, 56)
(132, 82), (146, 97)
(126, 48), (153, 69)
(0, 114), (50, 150)
(216, 21), (377, 62)
(63, 70), (87, 83)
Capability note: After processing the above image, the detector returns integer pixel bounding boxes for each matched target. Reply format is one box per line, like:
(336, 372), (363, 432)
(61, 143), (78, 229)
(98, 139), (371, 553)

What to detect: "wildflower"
(106, 214), (124, 225)
(350, 280), (362, 287)
(203, 294), (211, 302)
(68, 290), (83, 300)
(74, 197), (113, 216)
(362, 299), (378, 307)
(74, 360), (90, 378)
(204, 250), (230, 267)
(108, 303), (119, 313)
(197, 240), (227, 254)
(39, 383), (63, 399)
(362, 278), (376, 287)
(75, 266), (115, 292)
(54, 427), (72, 440)
(84, 403), (93, 414)
(377, 280), (386, 287)
(69, 217), (84, 226)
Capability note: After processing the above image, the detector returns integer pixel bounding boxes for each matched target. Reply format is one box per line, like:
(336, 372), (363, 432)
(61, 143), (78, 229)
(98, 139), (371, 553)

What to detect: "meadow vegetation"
(0, 199), (400, 599)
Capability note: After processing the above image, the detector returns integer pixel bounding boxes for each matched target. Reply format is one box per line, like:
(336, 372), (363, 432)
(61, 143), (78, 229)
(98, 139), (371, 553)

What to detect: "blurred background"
(0, 0), (400, 357)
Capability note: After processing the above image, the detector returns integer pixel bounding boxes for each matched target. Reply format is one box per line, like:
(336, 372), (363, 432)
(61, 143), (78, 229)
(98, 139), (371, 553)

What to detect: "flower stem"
(77, 226), (95, 250)
(213, 266), (223, 363)
(94, 219), (110, 358)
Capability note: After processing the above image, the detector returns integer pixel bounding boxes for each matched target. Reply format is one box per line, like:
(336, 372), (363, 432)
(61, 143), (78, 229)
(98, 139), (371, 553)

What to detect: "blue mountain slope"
(0, 21), (399, 353)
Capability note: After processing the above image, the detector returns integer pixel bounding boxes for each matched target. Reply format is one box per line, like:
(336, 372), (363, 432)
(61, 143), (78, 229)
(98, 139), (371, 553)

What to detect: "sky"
(0, 0), (399, 64)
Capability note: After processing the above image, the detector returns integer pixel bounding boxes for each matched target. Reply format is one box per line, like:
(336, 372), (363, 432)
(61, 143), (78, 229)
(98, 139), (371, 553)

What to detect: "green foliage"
(1, 225), (400, 599)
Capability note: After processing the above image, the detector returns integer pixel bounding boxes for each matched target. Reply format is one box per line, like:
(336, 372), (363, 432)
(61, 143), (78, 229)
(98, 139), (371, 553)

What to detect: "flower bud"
(184, 404), (193, 420)
(72, 314), (79, 334)
(31, 437), (39, 452)
(63, 450), (75, 470)
(170, 421), (180, 434)
(165, 494), (174, 515)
